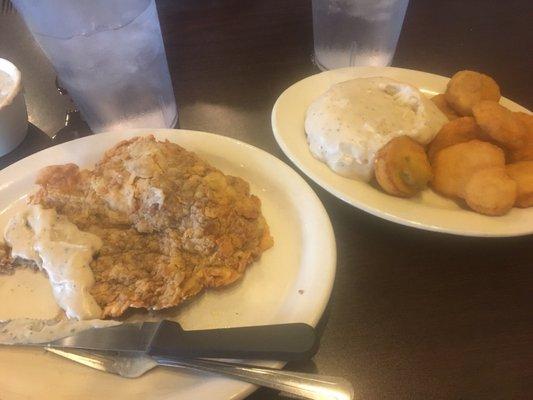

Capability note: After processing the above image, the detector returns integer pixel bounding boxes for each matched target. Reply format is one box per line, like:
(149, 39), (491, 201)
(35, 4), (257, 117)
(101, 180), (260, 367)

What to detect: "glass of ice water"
(312, 0), (409, 70)
(12, 0), (177, 133)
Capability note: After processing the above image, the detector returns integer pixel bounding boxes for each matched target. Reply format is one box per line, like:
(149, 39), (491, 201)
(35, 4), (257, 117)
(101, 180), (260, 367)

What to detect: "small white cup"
(0, 58), (28, 157)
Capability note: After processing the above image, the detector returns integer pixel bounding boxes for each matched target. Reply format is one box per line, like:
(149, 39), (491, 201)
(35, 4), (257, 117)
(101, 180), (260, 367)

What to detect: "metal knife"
(41, 321), (318, 361)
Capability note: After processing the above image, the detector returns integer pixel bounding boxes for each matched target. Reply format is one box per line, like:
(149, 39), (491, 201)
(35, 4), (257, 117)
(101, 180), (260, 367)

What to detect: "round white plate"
(0, 129), (336, 400)
(272, 66), (533, 237)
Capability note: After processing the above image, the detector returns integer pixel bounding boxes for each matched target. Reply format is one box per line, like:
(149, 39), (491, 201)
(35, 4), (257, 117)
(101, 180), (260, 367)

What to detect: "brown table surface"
(1, 0), (532, 399)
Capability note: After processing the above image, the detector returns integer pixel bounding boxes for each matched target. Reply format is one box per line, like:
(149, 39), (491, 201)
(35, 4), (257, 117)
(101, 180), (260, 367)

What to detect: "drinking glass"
(12, 0), (177, 132)
(312, 0), (409, 70)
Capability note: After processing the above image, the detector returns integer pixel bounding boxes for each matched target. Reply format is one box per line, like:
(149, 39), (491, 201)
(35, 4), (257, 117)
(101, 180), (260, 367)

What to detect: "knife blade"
(44, 321), (318, 361)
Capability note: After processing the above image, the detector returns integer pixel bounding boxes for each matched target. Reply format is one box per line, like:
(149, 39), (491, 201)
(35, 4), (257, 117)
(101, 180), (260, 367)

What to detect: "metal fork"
(1, 0), (14, 14)
(46, 348), (354, 400)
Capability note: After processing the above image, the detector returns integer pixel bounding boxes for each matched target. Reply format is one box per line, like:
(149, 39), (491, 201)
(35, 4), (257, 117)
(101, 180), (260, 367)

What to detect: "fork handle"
(152, 357), (354, 400)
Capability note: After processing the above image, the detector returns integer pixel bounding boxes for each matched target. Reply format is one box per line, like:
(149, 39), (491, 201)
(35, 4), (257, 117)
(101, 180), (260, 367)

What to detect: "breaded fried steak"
(9, 136), (272, 318)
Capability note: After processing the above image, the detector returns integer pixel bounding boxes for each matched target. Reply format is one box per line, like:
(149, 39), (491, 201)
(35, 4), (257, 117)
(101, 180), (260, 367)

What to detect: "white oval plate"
(272, 66), (533, 237)
(0, 129), (336, 400)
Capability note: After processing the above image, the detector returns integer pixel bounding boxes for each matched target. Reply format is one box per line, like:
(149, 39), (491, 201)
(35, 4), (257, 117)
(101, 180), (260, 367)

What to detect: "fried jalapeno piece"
(374, 136), (432, 197)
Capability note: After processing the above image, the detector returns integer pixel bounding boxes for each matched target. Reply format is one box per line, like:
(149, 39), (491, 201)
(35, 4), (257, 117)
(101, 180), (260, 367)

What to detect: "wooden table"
(1, 1), (532, 398)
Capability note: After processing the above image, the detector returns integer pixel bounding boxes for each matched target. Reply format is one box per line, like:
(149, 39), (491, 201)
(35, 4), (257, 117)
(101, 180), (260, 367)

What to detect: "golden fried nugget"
(509, 144), (533, 162)
(427, 117), (483, 161)
(464, 167), (516, 216)
(431, 94), (460, 120)
(506, 161), (533, 207)
(445, 70), (501, 116)
(506, 112), (533, 162)
(514, 112), (533, 136)
(431, 140), (505, 198)
(374, 136), (432, 197)
(472, 101), (528, 150)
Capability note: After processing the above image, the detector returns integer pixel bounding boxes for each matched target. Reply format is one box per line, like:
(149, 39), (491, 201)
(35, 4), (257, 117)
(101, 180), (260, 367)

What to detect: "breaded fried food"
(509, 144), (533, 162)
(464, 167), (517, 216)
(31, 164), (120, 229)
(508, 112), (533, 162)
(427, 117), (482, 161)
(374, 136), (432, 197)
(0, 243), (15, 274)
(431, 140), (505, 198)
(472, 101), (528, 150)
(0, 242), (38, 275)
(431, 94), (460, 120)
(514, 112), (533, 136)
(30, 136), (273, 318)
(445, 70), (501, 116)
(506, 161), (533, 207)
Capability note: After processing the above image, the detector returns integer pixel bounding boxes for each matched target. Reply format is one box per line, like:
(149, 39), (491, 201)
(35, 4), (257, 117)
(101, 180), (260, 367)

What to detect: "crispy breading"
(374, 136), (432, 197)
(32, 164), (129, 228)
(472, 101), (528, 150)
(514, 112), (533, 134)
(431, 94), (460, 121)
(0, 242), (38, 274)
(0, 242), (15, 274)
(445, 70), (500, 116)
(506, 161), (533, 208)
(509, 112), (533, 162)
(464, 167), (516, 216)
(431, 140), (505, 199)
(27, 136), (273, 318)
(427, 117), (483, 161)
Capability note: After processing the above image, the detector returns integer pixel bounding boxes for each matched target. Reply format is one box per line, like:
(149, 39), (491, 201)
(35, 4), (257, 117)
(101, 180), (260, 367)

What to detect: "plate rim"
(271, 66), (533, 237)
(0, 128), (337, 400)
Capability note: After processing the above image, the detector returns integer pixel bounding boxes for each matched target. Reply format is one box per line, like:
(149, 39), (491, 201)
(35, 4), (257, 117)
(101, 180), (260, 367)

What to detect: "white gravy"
(305, 77), (448, 181)
(4, 205), (103, 320)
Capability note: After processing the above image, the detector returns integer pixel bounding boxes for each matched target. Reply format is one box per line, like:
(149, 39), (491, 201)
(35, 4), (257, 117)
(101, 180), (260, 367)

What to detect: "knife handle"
(147, 321), (318, 361)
